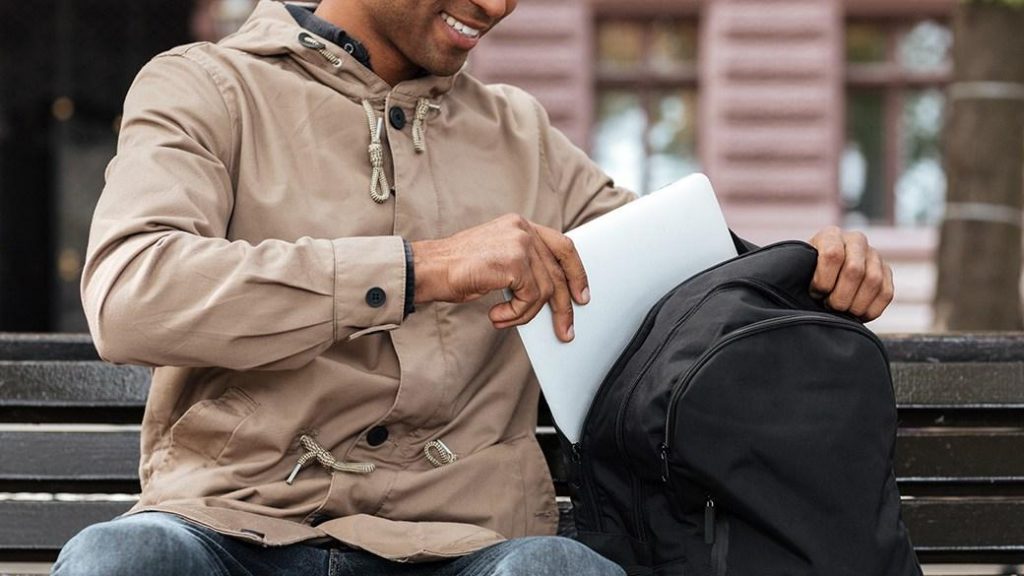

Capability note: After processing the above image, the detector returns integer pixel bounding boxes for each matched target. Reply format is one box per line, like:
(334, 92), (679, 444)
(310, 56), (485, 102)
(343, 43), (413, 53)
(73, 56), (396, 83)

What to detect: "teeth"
(441, 12), (481, 38)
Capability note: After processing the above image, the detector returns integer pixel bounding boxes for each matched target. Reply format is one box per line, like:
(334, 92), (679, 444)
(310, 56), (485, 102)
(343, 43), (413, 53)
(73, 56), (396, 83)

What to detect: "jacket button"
(367, 425), (389, 446)
(388, 106), (406, 130)
(365, 287), (387, 308)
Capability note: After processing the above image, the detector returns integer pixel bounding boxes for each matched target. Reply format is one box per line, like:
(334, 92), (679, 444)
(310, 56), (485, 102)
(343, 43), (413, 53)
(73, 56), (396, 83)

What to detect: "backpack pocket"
(705, 496), (730, 576)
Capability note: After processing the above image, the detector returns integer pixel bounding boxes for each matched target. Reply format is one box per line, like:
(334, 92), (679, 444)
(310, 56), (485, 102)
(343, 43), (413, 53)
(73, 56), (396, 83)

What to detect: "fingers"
(491, 241), (554, 328)
(525, 225), (576, 342)
(808, 227), (895, 322)
(862, 262), (894, 322)
(486, 220), (587, 342)
(488, 242), (544, 326)
(491, 233), (577, 342)
(808, 226), (846, 298)
(824, 232), (868, 312)
(534, 225), (590, 306)
(847, 249), (885, 318)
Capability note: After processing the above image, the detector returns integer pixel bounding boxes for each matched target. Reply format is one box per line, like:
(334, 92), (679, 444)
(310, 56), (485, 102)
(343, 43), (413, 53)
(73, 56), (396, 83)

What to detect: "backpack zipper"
(631, 473), (649, 542)
(660, 313), (886, 475)
(568, 280), (680, 530)
(615, 279), (803, 467)
(613, 280), (790, 460)
(570, 442), (603, 530)
(705, 496), (716, 545)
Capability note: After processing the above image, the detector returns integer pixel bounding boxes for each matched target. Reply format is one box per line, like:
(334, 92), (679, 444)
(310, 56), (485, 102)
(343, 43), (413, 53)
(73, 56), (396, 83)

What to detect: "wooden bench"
(2, 333), (1024, 575)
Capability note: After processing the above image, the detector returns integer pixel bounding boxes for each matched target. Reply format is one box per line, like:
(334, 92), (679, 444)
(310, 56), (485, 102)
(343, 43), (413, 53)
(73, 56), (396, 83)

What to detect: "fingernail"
(567, 325), (575, 341)
(581, 287), (590, 304)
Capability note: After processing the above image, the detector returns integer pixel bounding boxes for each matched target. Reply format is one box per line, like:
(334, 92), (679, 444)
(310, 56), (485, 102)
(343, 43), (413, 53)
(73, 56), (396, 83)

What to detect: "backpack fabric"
(561, 241), (922, 576)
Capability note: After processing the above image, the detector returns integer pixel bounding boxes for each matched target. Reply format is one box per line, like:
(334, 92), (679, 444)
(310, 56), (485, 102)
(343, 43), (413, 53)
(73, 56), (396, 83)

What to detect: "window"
(592, 18), (699, 195)
(842, 20), (952, 227)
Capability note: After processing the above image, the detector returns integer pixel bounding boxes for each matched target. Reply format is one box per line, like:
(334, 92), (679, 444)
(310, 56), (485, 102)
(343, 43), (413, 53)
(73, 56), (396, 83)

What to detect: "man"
(55, 0), (894, 574)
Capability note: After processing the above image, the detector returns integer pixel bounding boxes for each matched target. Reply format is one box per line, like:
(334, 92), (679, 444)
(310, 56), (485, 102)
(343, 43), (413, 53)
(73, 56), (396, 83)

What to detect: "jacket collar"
(219, 0), (460, 103)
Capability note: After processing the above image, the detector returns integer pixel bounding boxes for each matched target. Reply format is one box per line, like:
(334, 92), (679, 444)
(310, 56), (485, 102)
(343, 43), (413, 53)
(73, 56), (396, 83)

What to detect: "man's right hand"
(410, 214), (590, 342)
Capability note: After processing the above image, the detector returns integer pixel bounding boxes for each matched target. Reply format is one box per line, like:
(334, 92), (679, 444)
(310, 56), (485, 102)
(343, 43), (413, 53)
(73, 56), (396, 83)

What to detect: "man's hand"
(410, 214), (589, 342)
(808, 226), (894, 322)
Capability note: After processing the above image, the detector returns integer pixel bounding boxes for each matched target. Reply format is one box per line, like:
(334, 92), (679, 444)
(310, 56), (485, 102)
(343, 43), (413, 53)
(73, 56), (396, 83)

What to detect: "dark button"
(388, 106), (406, 130)
(365, 287), (387, 308)
(367, 425), (389, 447)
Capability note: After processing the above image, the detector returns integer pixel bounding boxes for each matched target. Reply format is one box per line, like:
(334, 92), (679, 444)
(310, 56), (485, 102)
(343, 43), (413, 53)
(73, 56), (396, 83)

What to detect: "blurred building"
(0, 0), (953, 334)
(471, 0), (954, 333)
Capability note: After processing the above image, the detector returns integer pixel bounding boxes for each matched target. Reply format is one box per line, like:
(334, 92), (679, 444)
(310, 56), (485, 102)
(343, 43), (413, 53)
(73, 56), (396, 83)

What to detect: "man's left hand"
(807, 226), (894, 322)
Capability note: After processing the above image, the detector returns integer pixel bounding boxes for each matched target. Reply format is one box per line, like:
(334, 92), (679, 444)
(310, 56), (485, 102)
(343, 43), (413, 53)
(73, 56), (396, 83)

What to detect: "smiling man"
(54, 0), (893, 575)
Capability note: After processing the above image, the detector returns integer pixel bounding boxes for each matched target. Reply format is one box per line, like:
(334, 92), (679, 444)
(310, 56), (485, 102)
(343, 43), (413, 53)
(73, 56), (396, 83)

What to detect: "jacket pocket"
(169, 387), (259, 463)
(512, 435), (559, 536)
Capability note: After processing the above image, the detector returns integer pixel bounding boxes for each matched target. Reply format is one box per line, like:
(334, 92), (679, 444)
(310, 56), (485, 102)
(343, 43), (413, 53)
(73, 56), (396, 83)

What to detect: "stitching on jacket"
(529, 94), (558, 199)
(174, 46), (241, 186)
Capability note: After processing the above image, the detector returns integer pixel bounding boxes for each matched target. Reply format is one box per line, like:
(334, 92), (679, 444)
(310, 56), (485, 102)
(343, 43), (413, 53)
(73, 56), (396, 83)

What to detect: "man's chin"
(419, 54), (470, 78)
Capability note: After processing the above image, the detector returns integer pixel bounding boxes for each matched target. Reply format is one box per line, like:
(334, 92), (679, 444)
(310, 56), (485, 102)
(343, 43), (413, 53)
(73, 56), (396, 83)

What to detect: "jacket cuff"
(402, 239), (416, 318)
(331, 236), (407, 341)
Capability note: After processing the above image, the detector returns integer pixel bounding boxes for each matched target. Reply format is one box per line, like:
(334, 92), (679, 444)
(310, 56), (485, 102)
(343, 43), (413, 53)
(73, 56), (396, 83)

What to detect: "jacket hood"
(219, 0), (459, 101)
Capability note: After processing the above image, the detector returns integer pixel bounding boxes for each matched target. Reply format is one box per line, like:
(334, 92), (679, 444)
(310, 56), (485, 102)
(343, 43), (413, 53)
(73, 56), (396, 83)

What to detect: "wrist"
(410, 239), (448, 304)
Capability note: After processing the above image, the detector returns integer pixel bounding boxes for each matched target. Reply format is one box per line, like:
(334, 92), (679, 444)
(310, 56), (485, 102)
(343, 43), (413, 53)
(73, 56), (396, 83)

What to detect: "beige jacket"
(82, 0), (633, 562)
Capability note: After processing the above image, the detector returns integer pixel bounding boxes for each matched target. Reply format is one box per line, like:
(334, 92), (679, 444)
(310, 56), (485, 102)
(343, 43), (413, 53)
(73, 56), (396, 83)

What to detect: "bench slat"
(0, 501), (131, 551)
(893, 363), (1024, 408)
(882, 334), (1024, 363)
(0, 431), (139, 481)
(536, 430), (1024, 488)
(5, 429), (1023, 486)
(1, 499), (1022, 556)
(3, 333), (1020, 363)
(5, 361), (1022, 412)
(0, 335), (98, 362)
(0, 362), (149, 408)
(896, 430), (1024, 481)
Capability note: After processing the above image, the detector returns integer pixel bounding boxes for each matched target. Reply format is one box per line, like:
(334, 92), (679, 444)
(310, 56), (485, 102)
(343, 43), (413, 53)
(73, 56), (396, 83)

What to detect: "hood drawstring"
(361, 100), (391, 204)
(413, 98), (440, 154)
(362, 97), (440, 203)
(286, 434), (375, 485)
(423, 439), (458, 468)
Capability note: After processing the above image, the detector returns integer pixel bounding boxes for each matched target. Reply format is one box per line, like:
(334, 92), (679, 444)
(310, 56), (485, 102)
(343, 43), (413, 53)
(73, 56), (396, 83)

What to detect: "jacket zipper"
(298, 32), (343, 68)
(660, 312), (885, 476)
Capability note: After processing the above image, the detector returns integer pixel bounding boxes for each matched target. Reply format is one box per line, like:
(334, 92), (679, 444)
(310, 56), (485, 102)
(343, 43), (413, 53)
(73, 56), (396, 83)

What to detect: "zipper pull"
(704, 496), (716, 545)
(659, 443), (670, 483)
(571, 443), (582, 464)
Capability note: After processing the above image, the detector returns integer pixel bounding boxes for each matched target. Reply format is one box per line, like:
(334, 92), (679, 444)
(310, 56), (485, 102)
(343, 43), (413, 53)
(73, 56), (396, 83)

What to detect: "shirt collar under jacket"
(284, 2), (373, 70)
(220, 0), (460, 103)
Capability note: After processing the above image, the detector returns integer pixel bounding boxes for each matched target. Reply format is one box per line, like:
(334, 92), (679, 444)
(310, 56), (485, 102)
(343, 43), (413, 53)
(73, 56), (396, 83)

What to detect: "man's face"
(363, 0), (518, 77)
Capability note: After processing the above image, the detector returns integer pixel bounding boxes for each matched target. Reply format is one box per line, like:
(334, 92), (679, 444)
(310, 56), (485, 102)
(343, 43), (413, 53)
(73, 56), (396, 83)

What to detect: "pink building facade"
(471, 0), (956, 333)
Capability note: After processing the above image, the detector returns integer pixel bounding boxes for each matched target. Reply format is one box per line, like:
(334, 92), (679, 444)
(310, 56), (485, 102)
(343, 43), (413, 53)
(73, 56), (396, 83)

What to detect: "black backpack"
(561, 240), (922, 576)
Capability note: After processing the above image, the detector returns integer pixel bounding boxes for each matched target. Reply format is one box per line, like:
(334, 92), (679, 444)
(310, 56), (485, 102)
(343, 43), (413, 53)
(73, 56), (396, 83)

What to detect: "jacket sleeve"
(531, 99), (637, 231)
(81, 51), (406, 371)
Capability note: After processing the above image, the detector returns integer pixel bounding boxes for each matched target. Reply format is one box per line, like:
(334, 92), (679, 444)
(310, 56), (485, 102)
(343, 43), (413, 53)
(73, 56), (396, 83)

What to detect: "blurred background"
(0, 0), (1021, 335)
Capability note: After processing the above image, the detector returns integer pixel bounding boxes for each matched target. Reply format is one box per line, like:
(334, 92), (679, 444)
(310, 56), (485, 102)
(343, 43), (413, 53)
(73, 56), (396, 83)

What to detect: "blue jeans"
(52, 512), (624, 576)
